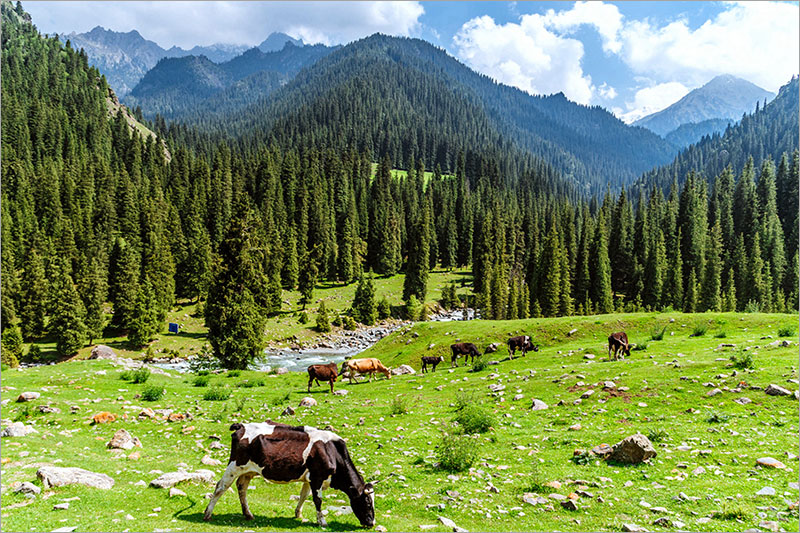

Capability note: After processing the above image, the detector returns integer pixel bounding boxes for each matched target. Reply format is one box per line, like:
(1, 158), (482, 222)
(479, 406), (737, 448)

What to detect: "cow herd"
(206, 330), (634, 527)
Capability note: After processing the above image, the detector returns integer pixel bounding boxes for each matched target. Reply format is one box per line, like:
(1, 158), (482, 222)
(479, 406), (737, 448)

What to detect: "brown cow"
(421, 355), (444, 373)
(307, 362), (338, 393)
(507, 335), (539, 359)
(203, 421), (375, 528)
(340, 358), (391, 384)
(608, 332), (631, 361)
(450, 342), (481, 367)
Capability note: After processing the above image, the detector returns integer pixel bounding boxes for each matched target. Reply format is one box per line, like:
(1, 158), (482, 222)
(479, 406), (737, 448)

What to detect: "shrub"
(238, 379), (265, 388)
(193, 375), (211, 387)
(352, 276), (377, 326)
(377, 296), (391, 320)
(131, 368), (151, 384)
(141, 385), (165, 402)
(316, 301), (331, 333)
(1, 325), (23, 368)
(404, 296), (423, 321)
(343, 315), (358, 331)
(436, 433), (479, 472)
(470, 357), (487, 372)
(714, 330), (728, 338)
(647, 428), (669, 442)
(26, 344), (43, 361)
(453, 404), (494, 434)
(744, 300), (761, 313)
(390, 396), (409, 415)
(188, 345), (220, 373)
(778, 326), (795, 337)
(631, 341), (648, 351)
(716, 505), (748, 521)
(730, 350), (754, 370)
(650, 326), (666, 341)
(690, 324), (707, 337)
(453, 391), (478, 412)
(332, 314), (343, 328)
(440, 283), (459, 310)
(298, 311), (308, 324)
(706, 411), (730, 424)
(119, 370), (135, 381)
(203, 386), (231, 401)
(570, 450), (593, 465)
(227, 370), (241, 378)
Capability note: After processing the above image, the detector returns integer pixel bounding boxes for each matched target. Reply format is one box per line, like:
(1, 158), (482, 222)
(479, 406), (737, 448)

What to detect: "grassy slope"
(22, 270), (472, 363)
(2, 312), (798, 532)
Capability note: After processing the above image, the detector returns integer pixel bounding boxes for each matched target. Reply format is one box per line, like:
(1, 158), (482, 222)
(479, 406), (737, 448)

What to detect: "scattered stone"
(692, 466), (706, 476)
(581, 389), (595, 399)
(299, 397), (317, 408)
(591, 444), (613, 457)
(523, 494), (548, 506)
(567, 329), (578, 336)
(759, 521), (780, 532)
(128, 451), (141, 461)
(734, 397), (752, 405)
(438, 515), (467, 532)
(37, 467), (115, 490)
(756, 486), (776, 496)
(622, 523), (648, 532)
(150, 470), (215, 489)
(568, 424), (582, 431)
(549, 493), (567, 501)
(583, 354), (595, 360)
(107, 429), (142, 450)
(275, 368), (289, 375)
(167, 413), (186, 423)
(90, 345), (117, 360)
(375, 526), (388, 532)
(530, 399), (548, 411)
(333, 390), (348, 396)
(53, 502), (70, 510)
(609, 434), (657, 464)
(51, 527), (78, 532)
(602, 381), (616, 389)
(201, 455), (221, 466)
(757, 457), (786, 469)
(38, 405), (61, 414)
(1, 421), (38, 437)
(14, 482), (41, 495)
(17, 392), (41, 402)
(169, 488), (186, 498)
(765, 384), (792, 396)
(138, 408), (156, 419)
(280, 406), (295, 416)
(561, 500), (579, 511)
(652, 517), (671, 528)
(91, 412), (116, 424)
(513, 394), (524, 401)
(391, 365), (416, 376)
(707, 388), (723, 397)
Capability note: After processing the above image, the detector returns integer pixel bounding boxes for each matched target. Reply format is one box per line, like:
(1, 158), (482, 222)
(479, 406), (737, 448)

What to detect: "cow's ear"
(364, 482), (375, 493)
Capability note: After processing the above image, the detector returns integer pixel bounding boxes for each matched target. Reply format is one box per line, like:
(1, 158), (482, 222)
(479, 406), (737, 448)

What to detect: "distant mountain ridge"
(61, 27), (301, 96)
(633, 74), (775, 141)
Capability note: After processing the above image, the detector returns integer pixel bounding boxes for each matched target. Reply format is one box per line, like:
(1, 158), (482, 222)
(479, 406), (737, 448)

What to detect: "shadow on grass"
(178, 511), (357, 531)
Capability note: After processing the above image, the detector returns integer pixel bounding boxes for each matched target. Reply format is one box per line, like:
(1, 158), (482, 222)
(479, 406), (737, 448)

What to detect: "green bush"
(730, 351), (754, 370)
(141, 385), (165, 402)
(1, 325), (23, 368)
(454, 391), (478, 412)
(343, 315), (358, 330)
(404, 296), (422, 321)
(298, 311), (308, 324)
(470, 357), (487, 372)
(716, 505), (748, 521)
(226, 370), (241, 378)
(131, 368), (151, 384)
(316, 301), (331, 333)
(690, 324), (707, 337)
(377, 296), (391, 320)
(332, 314), (343, 328)
(744, 300), (761, 313)
(631, 341), (648, 351)
(193, 375), (211, 387)
(26, 344), (43, 361)
(570, 450), (593, 465)
(203, 386), (231, 401)
(714, 330), (728, 338)
(647, 428), (669, 442)
(778, 326), (795, 337)
(436, 432), (479, 472)
(238, 379), (265, 388)
(650, 326), (666, 341)
(453, 403), (494, 434)
(119, 370), (135, 381)
(390, 395), (409, 415)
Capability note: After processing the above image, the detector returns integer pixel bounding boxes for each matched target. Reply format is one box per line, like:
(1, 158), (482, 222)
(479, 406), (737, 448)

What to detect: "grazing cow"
(203, 421), (375, 528)
(608, 332), (631, 361)
(421, 355), (444, 373)
(340, 358), (391, 384)
(307, 362), (338, 393)
(507, 335), (539, 359)
(450, 342), (481, 367)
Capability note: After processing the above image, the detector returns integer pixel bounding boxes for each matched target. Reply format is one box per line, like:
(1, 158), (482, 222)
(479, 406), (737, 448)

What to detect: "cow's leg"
(308, 375), (314, 393)
(204, 463), (241, 521)
(310, 481), (326, 527)
(295, 482), (312, 520)
(329, 378), (334, 393)
(236, 473), (256, 520)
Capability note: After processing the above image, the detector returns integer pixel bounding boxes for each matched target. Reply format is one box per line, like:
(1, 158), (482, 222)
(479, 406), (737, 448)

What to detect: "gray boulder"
(609, 434), (657, 464)
(765, 384), (792, 396)
(16, 392), (40, 402)
(37, 466), (115, 490)
(391, 364), (416, 376)
(14, 482), (41, 495)
(107, 429), (142, 450)
(89, 345), (117, 360)
(1, 421), (38, 437)
(149, 469), (215, 489)
(530, 399), (548, 411)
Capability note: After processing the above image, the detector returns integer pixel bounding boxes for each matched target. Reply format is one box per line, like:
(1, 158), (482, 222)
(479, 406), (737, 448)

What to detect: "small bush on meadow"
(730, 351), (754, 370)
(778, 326), (795, 337)
(436, 432), (479, 472)
(716, 505), (748, 521)
(226, 370), (241, 378)
(298, 311), (309, 324)
(26, 344), (43, 361)
(193, 375), (211, 387)
(632, 341), (648, 351)
(690, 324), (707, 337)
(390, 395), (409, 415)
(131, 368), (151, 384)
(203, 386), (232, 401)
(570, 450), (593, 465)
(650, 326), (667, 341)
(238, 379), (265, 388)
(141, 385), (165, 402)
(343, 315), (358, 330)
(647, 428), (669, 442)
(453, 403), (494, 434)
(744, 300), (761, 313)
(377, 296), (391, 320)
(470, 357), (488, 372)
(119, 370), (135, 381)
(453, 391), (478, 412)
(714, 330), (728, 338)
(706, 411), (730, 424)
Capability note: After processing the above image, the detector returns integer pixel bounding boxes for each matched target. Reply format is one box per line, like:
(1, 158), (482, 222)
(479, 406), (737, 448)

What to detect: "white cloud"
(543, 1), (623, 54)
(452, 14), (595, 104)
(617, 82), (689, 123)
(619, 1), (799, 92)
(598, 82), (617, 100)
(25, 1), (425, 49)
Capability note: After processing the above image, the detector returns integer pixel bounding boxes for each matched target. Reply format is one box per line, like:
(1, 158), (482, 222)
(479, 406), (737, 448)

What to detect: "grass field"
(21, 270), (473, 363)
(2, 311), (798, 532)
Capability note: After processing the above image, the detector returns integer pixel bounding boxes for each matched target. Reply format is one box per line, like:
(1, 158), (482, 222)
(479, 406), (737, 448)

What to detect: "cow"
(450, 342), (481, 367)
(307, 362), (338, 393)
(421, 355), (444, 373)
(340, 358), (391, 384)
(203, 421), (375, 528)
(608, 332), (631, 361)
(507, 335), (539, 359)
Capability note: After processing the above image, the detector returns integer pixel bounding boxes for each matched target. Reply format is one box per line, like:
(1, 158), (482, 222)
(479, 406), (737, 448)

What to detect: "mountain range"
(634, 74), (774, 145)
(61, 26), (302, 96)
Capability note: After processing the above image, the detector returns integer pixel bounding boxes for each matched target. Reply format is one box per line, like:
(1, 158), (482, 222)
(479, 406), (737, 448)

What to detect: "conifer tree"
(590, 214), (613, 313)
(19, 248), (48, 339)
(108, 237), (140, 327)
(205, 205), (268, 369)
(747, 232), (765, 310)
(81, 259), (107, 346)
(315, 301), (331, 333)
(403, 193), (431, 302)
(377, 295), (392, 320)
(298, 249), (319, 310)
(281, 227), (299, 289)
(1, 324), (23, 367)
(49, 259), (86, 357)
(665, 229), (684, 309)
(702, 222), (723, 312)
(683, 268), (698, 313)
(127, 281), (160, 347)
(352, 275), (377, 326)
(539, 225), (562, 317)
(643, 229), (666, 309)
(722, 268), (737, 312)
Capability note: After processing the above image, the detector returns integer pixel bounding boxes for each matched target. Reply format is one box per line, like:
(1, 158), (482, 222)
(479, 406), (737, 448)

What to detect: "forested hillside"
(1, 1), (797, 370)
(148, 34), (677, 192)
(124, 42), (337, 120)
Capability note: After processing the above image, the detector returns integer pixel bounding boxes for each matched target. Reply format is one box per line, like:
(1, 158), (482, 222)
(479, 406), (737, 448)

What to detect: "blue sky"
(26, 1), (799, 122)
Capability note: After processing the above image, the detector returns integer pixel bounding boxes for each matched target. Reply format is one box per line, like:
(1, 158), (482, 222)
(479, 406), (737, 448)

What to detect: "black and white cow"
(203, 421), (375, 528)
(507, 335), (539, 359)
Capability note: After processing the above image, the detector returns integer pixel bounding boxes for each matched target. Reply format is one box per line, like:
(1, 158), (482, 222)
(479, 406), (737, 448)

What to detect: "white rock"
(756, 486), (776, 496)
(17, 391), (41, 402)
(169, 488), (187, 497)
(391, 364), (416, 376)
(38, 466), (115, 490)
(201, 455), (221, 466)
(1, 421), (39, 437)
(530, 399), (548, 411)
(299, 397), (317, 408)
(150, 470), (215, 489)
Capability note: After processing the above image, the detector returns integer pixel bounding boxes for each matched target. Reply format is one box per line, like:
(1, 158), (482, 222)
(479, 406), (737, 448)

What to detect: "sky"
(25, 1), (800, 123)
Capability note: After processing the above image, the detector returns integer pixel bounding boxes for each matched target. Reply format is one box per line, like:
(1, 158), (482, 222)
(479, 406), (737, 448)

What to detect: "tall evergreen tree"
(352, 275), (377, 326)
(81, 258), (107, 346)
(590, 213), (613, 313)
(403, 191), (431, 302)
(19, 248), (48, 339)
(702, 222), (723, 312)
(49, 259), (87, 356)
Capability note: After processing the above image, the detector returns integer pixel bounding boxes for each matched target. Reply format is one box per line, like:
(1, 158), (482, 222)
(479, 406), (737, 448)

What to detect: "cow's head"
(622, 343), (632, 358)
(349, 482), (375, 527)
(437, 355), (444, 363)
(530, 344), (540, 352)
